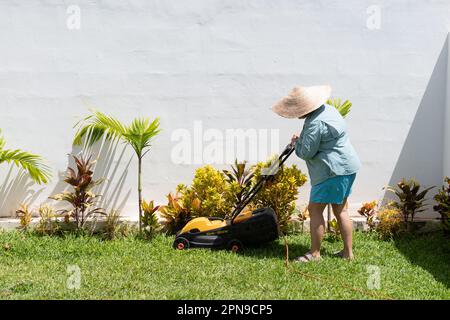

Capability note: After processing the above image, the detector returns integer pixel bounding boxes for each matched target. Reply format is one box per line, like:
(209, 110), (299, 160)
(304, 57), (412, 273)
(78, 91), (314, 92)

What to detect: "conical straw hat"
(272, 85), (332, 119)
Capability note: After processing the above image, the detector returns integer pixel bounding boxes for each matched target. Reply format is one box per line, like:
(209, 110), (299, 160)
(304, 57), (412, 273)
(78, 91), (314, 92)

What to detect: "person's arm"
(295, 121), (322, 160)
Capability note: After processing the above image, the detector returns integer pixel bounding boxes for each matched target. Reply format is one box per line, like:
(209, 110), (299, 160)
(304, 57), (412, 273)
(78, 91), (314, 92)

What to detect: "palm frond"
(123, 117), (161, 157)
(74, 110), (161, 158)
(0, 148), (51, 184)
(0, 130), (6, 150)
(327, 98), (352, 118)
(73, 110), (127, 147)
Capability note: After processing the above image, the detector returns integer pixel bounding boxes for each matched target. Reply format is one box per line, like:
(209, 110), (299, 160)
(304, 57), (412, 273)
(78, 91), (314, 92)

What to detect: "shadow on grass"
(240, 232), (344, 260)
(394, 232), (450, 289)
(241, 236), (310, 260)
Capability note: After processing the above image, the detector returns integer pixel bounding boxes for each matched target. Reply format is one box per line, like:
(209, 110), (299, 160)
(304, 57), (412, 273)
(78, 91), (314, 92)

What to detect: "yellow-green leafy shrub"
(178, 165), (237, 218)
(376, 206), (403, 239)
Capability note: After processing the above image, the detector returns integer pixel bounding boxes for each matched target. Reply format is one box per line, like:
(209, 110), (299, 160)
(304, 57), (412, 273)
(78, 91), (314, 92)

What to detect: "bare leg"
(308, 202), (327, 258)
(331, 198), (353, 259)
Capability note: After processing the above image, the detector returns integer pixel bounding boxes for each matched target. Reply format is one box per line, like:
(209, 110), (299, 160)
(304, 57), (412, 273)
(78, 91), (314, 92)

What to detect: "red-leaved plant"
(50, 155), (105, 230)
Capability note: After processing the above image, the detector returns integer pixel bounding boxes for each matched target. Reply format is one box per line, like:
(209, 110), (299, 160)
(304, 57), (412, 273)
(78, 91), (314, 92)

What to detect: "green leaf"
(0, 132), (51, 185)
(326, 98), (352, 118)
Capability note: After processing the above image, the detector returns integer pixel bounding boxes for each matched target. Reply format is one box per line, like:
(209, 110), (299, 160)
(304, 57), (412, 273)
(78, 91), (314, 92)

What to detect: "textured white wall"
(445, 33), (450, 178)
(1, 0), (449, 217)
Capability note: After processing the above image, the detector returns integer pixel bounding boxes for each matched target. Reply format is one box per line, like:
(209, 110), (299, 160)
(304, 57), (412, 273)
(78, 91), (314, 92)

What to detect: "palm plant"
(327, 98), (352, 118)
(73, 110), (161, 233)
(0, 129), (51, 184)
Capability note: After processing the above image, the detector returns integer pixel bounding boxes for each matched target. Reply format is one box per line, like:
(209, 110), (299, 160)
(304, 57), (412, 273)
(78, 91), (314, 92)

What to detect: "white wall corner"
(444, 32), (450, 178)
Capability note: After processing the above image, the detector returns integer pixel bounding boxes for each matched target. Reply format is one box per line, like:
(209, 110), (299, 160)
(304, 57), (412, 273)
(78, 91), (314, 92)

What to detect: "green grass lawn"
(0, 230), (449, 299)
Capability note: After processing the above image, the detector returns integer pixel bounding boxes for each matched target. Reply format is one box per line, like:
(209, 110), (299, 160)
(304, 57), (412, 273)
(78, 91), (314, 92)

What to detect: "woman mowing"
(272, 85), (361, 262)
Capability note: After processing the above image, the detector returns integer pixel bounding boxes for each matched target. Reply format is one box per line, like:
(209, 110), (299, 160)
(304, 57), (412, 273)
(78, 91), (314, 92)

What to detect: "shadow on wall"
(0, 137), (133, 217)
(93, 139), (133, 213)
(383, 37), (447, 213)
(45, 138), (133, 215)
(0, 166), (45, 217)
(382, 37), (450, 290)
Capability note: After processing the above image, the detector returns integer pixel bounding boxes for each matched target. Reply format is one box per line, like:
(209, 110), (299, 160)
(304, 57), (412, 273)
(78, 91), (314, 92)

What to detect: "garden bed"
(0, 231), (448, 299)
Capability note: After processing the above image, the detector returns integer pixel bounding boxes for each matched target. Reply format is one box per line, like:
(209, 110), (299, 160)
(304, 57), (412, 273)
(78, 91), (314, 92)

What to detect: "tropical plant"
(289, 206), (309, 234)
(16, 203), (33, 231)
(103, 211), (138, 240)
(159, 192), (200, 235)
(0, 129), (51, 184)
(35, 205), (60, 236)
(433, 177), (450, 234)
(223, 160), (254, 206)
(327, 218), (341, 240)
(50, 155), (105, 230)
(358, 200), (378, 230)
(73, 110), (161, 234)
(179, 165), (236, 219)
(327, 98), (352, 118)
(375, 206), (403, 239)
(386, 178), (434, 225)
(251, 157), (307, 234)
(103, 210), (122, 240)
(141, 200), (160, 239)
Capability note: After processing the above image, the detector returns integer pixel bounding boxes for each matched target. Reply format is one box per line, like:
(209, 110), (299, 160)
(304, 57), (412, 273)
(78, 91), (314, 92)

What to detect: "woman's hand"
(291, 134), (299, 146)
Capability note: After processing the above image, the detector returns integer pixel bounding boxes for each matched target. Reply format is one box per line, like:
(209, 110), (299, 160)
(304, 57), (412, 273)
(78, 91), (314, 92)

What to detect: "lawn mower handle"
(230, 142), (296, 223)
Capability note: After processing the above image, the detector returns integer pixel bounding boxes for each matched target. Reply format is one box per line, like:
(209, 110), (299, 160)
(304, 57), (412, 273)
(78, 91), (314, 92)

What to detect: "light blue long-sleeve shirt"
(295, 104), (361, 186)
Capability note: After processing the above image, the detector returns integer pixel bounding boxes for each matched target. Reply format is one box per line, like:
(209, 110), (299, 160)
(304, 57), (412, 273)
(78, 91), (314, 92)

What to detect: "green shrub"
(375, 206), (403, 239)
(179, 165), (237, 219)
(434, 177), (450, 234)
(251, 158), (307, 234)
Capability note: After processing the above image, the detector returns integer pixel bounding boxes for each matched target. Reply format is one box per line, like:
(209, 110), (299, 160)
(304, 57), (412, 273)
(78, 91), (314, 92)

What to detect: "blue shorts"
(310, 173), (356, 204)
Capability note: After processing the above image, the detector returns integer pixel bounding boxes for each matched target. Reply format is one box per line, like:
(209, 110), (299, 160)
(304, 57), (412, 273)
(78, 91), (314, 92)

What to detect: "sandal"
(333, 250), (354, 260)
(293, 252), (321, 263)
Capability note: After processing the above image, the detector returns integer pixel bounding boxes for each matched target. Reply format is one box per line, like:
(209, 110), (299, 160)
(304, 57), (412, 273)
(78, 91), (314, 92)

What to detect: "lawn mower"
(172, 142), (296, 252)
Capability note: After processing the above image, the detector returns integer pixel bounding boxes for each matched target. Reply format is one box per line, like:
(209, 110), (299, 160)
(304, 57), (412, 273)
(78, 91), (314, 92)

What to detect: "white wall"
(1, 0), (449, 218)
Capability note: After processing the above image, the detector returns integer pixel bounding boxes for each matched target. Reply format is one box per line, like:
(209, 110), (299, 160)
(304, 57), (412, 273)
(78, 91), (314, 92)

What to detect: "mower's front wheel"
(173, 237), (190, 250)
(227, 239), (243, 253)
